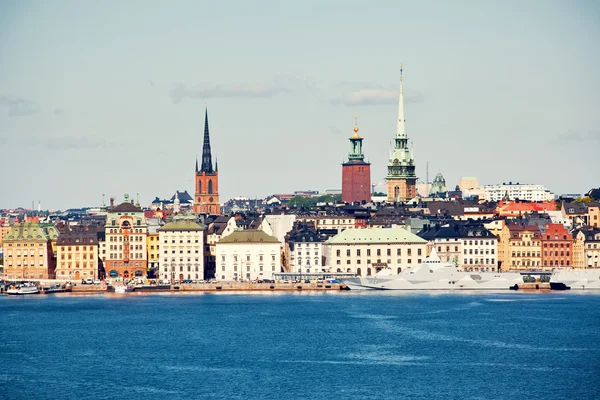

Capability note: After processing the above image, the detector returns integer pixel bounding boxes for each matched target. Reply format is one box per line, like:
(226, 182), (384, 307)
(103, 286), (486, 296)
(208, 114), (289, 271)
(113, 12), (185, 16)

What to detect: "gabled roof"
(326, 227), (426, 245)
(218, 229), (279, 244)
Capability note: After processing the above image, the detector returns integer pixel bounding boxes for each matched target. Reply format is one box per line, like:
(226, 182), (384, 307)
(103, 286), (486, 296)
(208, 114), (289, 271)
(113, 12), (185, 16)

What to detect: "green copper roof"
(218, 229), (280, 244)
(4, 221), (59, 242)
(326, 227), (426, 245)
(159, 220), (203, 231)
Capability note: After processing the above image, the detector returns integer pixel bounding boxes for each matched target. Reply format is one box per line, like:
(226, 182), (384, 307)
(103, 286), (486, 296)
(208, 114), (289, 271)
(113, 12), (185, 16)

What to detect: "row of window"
(107, 261), (144, 267)
(543, 260), (571, 266)
(223, 255), (278, 262)
(336, 258), (422, 265)
(6, 262), (44, 267)
(228, 265), (277, 272)
(511, 252), (542, 258)
(60, 254), (94, 260)
(108, 253), (145, 259)
(544, 243), (571, 248)
(163, 239), (200, 244)
(5, 243), (44, 247)
(510, 241), (541, 246)
(464, 249), (495, 255)
(57, 262), (93, 268)
(164, 249), (200, 254)
(543, 251), (571, 257)
(463, 258), (496, 265)
(337, 248), (421, 257)
(161, 266), (201, 272)
(6, 251), (44, 257)
(295, 243), (320, 248)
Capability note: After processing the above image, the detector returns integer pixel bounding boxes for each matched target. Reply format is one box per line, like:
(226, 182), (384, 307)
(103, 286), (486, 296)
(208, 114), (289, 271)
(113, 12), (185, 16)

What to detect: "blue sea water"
(1, 291), (599, 400)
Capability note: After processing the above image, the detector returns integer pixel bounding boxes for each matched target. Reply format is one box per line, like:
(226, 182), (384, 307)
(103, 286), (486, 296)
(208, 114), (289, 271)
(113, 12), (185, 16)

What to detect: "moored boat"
(343, 249), (524, 291)
(550, 268), (600, 290)
(6, 282), (40, 295)
(114, 284), (136, 293)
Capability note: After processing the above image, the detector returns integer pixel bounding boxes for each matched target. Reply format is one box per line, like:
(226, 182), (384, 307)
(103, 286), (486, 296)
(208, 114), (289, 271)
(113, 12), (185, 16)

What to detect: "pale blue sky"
(1, 0), (598, 209)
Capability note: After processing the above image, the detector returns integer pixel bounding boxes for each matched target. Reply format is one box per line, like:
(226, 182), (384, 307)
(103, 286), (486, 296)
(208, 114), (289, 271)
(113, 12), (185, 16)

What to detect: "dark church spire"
(201, 108), (214, 174)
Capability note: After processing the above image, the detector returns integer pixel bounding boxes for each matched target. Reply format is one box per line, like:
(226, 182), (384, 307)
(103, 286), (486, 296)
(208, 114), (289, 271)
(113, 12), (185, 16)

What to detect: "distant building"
(386, 68), (417, 202)
(541, 223), (573, 268)
(458, 176), (478, 193)
(194, 109), (220, 215)
(55, 226), (100, 281)
(215, 230), (281, 281)
(499, 223), (542, 270)
(342, 122), (371, 204)
(429, 171), (448, 197)
(285, 222), (326, 274)
(323, 227), (427, 276)
(103, 196), (148, 279)
(471, 182), (553, 202)
(3, 221), (59, 280)
(158, 218), (204, 282)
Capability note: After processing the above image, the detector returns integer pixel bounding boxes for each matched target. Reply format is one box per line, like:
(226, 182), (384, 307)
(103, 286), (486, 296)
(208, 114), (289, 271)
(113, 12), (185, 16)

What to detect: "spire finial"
(352, 115), (360, 137)
(397, 65), (406, 138)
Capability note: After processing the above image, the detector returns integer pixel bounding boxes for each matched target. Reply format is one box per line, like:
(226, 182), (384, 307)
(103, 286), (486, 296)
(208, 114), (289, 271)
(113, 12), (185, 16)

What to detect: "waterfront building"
(194, 109), (220, 214)
(458, 176), (479, 193)
(158, 218), (204, 282)
(103, 197), (148, 279)
(146, 217), (164, 274)
(386, 67), (417, 202)
(323, 227), (427, 276)
(572, 227), (600, 268)
(55, 226), (99, 281)
(498, 223), (542, 270)
(342, 121), (371, 204)
(0, 218), (12, 250)
(215, 230), (281, 281)
(284, 222), (326, 274)
(541, 223), (573, 268)
(418, 223), (498, 272)
(2, 221), (59, 280)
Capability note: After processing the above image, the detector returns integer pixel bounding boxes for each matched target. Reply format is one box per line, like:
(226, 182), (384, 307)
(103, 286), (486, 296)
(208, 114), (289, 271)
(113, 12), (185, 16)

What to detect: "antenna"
(426, 162), (429, 184)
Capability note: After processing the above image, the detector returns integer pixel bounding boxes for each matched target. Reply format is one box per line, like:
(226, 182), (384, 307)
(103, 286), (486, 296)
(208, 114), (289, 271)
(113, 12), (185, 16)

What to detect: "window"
(367, 249), (371, 256)
(346, 249), (351, 257)
(356, 249), (361, 256)
(336, 249), (340, 257)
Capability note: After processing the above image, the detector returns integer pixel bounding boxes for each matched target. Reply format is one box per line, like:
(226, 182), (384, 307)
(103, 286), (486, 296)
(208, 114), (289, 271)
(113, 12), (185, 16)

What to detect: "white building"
(264, 214), (296, 243)
(285, 229), (325, 274)
(323, 227), (427, 276)
(468, 183), (554, 202)
(158, 218), (204, 282)
(215, 230), (281, 281)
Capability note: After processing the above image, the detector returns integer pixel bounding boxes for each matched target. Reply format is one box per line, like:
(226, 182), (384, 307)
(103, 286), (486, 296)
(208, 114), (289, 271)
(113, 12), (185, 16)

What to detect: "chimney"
(110, 197), (115, 207)
(131, 199), (134, 205)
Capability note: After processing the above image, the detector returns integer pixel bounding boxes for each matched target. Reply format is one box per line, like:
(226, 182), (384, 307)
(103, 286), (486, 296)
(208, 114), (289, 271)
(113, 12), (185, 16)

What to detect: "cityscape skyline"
(1, 1), (599, 209)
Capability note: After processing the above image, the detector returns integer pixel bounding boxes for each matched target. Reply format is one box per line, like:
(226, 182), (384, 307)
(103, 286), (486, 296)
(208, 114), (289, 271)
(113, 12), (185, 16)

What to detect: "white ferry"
(343, 249), (523, 291)
(6, 282), (40, 295)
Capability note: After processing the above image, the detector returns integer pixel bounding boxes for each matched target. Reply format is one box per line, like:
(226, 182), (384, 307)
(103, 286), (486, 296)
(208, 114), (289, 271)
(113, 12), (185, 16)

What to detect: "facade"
(204, 216), (238, 279)
(194, 109), (220, 214)
(541, 223), (573, 268)
(323, 227), (427, 276)
(499, 223), (542, 270)
(55, 227), (99, 281)
(587, 204), (600, 228)
(215, 230), (281, 281)
(2, 221), (59, 280)
(146, 217), (164, 273)
(458, 176), (479, 193)
(341, 122), (371, 204)
(158, 218), (204, 282)
(285, 223), (325, 274)
(387, 67), (417, 202)
(264, 214), (296, 243)
(573, 227), (600, 268)
(418, 223), (498, 272)
(103, 199), (148, 279)
(474, 183), (553, 202)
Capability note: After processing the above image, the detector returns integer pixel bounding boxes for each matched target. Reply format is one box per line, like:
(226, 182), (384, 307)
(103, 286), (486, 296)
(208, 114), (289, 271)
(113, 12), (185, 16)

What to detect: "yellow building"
(0, 219), (12, 249)
(2, 221), (59, 280)
(55, 227), (99, 281)
(587, 204), (600, 228)
(147, 232), (160, 273)
(499, 223), (542, 270)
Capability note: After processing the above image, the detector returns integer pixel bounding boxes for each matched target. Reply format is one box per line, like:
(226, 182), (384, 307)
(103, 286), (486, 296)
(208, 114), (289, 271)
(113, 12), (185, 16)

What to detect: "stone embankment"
(69, 282), (346, 293)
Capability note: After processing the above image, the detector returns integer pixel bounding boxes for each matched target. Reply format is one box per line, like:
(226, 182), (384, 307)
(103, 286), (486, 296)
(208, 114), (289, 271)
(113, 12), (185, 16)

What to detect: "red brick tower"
(342, 122), (371, 204)
(194, 109), (220, 214)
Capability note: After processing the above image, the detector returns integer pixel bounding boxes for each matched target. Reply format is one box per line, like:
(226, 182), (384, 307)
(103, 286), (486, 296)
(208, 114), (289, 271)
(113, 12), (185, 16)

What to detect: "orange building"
(495, 200), (557, 218)
(541, 223), (573, 268)
(104, 197), (148, 279)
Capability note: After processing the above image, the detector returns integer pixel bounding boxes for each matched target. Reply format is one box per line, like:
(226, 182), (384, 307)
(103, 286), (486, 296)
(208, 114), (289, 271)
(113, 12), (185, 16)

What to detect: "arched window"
(357, 267), (362, 276)
(208, 180), (213, 194)
(367, 268), (372, 276)
(397, 267), (402, 273)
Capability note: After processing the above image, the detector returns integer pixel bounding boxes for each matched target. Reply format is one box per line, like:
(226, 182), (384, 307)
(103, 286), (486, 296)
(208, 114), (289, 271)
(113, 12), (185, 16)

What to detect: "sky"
(0, 0), (599, 210)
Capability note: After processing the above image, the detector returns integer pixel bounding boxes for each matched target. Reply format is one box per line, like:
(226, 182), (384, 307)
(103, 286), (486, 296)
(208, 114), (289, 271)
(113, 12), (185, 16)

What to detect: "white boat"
(550, 268), (600, 290)
(343, 249), (523, 290)
(114, 284), (135, 293)
(6, 282), (40, 295)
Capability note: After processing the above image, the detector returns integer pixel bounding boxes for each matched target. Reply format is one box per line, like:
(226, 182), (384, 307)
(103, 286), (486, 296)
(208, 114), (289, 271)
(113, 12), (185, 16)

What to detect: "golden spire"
(352, 115), (361, 138)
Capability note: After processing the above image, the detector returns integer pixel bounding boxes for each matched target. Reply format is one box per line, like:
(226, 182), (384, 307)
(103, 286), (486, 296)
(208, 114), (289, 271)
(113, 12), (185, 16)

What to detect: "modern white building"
(468, 183), (554, 202)
(215, 230), (281, 281)
(323, 227), (427, 276)
(158, 218), (204, 282)
(264, 214), (296, 243)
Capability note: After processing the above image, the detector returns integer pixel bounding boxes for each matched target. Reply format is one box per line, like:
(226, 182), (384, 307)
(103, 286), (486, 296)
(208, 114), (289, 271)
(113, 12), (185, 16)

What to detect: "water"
(1, 292), (599, 400)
